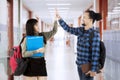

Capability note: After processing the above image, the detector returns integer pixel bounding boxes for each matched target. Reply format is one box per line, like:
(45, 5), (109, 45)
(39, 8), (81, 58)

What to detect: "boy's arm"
(56, 9), (83, 36)
(58, 18), (83, 36)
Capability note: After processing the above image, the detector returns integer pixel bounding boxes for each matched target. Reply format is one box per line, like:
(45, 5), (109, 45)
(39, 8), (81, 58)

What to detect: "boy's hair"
(85, 10), (102, 23)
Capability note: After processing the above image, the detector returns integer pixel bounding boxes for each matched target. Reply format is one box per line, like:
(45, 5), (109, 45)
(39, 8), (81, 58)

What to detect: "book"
(26, 36), (44, 57)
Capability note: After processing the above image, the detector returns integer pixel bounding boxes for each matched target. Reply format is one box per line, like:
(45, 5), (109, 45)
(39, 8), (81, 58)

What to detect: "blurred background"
(0, 0), (120, 80)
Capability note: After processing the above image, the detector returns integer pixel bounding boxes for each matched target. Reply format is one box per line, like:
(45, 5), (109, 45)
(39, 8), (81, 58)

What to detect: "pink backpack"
(9, 37), (28, 76)
(9, 46), (22, 73)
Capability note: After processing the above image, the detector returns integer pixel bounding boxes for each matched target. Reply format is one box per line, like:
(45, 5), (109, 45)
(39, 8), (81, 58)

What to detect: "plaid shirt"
(58, 19), (100, 72)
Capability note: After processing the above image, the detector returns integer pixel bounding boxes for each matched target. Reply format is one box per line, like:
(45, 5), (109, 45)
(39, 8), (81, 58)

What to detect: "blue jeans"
(77, 67), (93, 80)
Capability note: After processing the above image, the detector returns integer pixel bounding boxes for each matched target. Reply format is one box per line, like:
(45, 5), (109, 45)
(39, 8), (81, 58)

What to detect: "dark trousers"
(77, 67), (93, 80)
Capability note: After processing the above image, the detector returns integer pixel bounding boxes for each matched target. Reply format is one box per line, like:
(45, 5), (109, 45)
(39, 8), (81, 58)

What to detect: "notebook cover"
(26, 36), (44, 57)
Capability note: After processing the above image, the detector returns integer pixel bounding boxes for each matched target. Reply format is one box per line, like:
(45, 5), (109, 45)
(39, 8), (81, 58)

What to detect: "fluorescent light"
(114, 7), (120, 9)
(50, 13), (67, 14)
(50, 13), (67, 16)
(48, 7), (70, 10)
(50, 11), (68, 14)
(112, 21), (119, 24)
(49, 10), (68, 12)
(50, 12), (67, 14)
(49, 12), (68, 14)
(49, 11), (68, 13)
(113, 9), (120, 12)
(108, 12), (118, 14)
(46, 3), (71, 6)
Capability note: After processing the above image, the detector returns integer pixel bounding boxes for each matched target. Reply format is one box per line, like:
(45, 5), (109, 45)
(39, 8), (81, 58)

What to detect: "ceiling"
(22, 0), (93, 24)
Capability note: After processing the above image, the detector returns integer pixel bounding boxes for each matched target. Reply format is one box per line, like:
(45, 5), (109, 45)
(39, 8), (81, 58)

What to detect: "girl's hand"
(36, 47), (45, 53)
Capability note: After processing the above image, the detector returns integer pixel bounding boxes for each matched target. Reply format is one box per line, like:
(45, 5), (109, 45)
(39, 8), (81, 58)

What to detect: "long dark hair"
(85, 10), (102, 23)
(26, 19), (38, 36)
(25, 18), (46, 44)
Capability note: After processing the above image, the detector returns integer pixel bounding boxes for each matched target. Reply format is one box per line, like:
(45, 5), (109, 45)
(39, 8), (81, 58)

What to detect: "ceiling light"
(114, 7), (120, 9)
(50, 12), (67, 14)
(108, 12), (118, 14)
(50, 11), (68, 14)
(113, 9), (120, 12)
(49, 10), (68, 12)
(48, 7), (70, 10)
(49, 12), (68, 14)
(50, 13), (67, 16)
(46, 3), (71, 6)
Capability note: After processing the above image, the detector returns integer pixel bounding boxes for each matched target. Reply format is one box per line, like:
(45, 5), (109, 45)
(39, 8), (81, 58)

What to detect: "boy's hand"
(36, 16), (39, 21)
(55, 8), (61, 20)
(86, 71), (96, 77)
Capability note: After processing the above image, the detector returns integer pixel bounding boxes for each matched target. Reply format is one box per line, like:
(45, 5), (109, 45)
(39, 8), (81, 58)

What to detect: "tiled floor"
(45, 27), (79, 80)
(45, 39), (79, 80)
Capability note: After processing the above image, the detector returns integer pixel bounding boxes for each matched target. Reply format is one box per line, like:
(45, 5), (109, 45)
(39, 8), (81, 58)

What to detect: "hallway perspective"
(46, 37), (79, 80)
(0, 0), (120, 80)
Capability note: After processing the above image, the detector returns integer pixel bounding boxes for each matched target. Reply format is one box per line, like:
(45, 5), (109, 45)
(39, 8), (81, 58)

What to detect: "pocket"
(81, 63), (91, 73)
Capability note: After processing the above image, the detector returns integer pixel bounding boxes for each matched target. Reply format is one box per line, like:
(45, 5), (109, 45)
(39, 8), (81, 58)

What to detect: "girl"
(21, 18), (57, 80)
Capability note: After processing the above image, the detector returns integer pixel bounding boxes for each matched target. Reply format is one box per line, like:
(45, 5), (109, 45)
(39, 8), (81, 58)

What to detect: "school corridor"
(0, 0), (120, 80)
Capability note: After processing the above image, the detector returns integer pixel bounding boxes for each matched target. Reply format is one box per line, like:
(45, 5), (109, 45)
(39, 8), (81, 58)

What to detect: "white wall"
(0, 0), (7, 25)
(13, 0), (20, 45)
(0, 0), (8, 57)
(0, 0), (8, 79)
(103, 30), (120, 80)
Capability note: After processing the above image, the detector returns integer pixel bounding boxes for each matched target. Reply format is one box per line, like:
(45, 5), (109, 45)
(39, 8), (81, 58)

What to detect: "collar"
(84, 27), (94, 33)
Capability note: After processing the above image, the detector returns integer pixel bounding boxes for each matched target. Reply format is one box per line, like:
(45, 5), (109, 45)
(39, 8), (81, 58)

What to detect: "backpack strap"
(20, 36), (26, 45)
(89, 30), (94, 53)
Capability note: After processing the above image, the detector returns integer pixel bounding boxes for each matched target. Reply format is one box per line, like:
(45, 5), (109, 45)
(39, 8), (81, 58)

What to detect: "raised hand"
(36, 16), (39, 21)
(55, 8), (61, 20)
